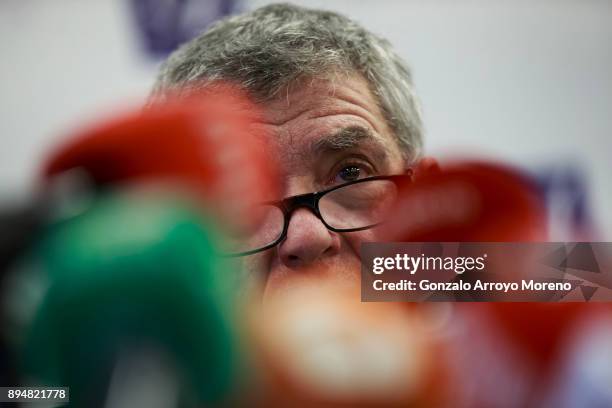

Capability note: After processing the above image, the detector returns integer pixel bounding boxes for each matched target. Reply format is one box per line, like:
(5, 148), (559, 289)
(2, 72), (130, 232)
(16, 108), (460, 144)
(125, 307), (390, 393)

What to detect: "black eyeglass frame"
(228, 172), (413, 257)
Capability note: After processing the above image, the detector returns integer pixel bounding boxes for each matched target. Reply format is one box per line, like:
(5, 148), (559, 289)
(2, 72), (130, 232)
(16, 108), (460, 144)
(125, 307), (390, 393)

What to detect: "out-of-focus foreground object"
(42, 85), (279, 227)
(383, 159), (612, 407)
(1, 85), (280, 407)
(385, 160), (547, 242)
(249, 285), (449, 407)
(20, 191), (241, 408)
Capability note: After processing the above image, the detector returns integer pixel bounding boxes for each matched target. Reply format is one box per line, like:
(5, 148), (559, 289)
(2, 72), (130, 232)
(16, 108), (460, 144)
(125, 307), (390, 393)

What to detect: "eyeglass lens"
(220, 178), (399, 255)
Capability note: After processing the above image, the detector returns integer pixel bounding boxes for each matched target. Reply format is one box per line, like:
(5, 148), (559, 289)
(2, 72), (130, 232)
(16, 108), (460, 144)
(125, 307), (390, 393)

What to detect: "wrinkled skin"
(242, 74), (413, 299)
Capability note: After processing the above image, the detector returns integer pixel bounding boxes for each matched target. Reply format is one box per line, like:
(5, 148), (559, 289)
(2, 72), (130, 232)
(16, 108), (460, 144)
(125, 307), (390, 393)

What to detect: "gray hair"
(151, 3), (423, 161)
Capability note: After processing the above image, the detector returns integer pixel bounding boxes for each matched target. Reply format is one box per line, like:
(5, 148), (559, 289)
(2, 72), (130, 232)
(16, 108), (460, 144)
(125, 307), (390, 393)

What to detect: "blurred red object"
(385, 160), (547, 242)
(382, 160), (609, 405)
(41, 84), (279, 222)
(248, 285), (449, 407)
(489, 303), (598, 373)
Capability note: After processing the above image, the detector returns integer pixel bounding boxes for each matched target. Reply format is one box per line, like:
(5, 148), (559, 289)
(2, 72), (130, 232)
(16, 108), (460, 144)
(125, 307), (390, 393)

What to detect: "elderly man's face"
(245, 74), (405, 298)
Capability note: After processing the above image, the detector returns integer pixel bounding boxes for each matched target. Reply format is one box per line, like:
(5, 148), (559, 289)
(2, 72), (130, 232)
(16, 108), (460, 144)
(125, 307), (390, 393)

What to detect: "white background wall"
(1, 0), (611, 237)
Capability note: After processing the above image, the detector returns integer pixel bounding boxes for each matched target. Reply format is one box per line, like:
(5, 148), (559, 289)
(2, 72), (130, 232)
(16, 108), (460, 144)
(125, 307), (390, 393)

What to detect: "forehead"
(255, 73), (403, 172)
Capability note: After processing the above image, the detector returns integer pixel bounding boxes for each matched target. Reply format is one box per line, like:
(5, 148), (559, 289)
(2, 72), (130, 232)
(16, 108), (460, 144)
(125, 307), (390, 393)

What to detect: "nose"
(278, 207), (341, 268)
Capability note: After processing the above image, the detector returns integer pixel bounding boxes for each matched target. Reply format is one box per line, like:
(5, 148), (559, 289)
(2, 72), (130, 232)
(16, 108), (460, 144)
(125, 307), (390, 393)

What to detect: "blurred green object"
(20, 190), (240, 407)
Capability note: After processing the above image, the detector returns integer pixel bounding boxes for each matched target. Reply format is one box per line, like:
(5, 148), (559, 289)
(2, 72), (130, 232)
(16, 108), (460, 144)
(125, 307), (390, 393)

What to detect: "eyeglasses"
(220, 173), (413, 256)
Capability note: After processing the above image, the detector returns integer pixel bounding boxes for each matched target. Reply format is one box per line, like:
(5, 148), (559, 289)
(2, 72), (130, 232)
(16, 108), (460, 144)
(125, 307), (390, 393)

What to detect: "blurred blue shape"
(533, 165), (597, 240)
(130, 0), (242, 58)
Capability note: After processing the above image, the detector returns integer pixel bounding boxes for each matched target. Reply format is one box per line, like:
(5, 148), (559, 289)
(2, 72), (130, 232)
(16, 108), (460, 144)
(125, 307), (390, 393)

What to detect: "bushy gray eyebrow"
(311, 126), (388, 163)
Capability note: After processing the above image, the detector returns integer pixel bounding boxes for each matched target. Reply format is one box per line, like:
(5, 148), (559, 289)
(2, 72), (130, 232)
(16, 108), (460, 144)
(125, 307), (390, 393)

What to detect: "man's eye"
(334, 165), (365, 183)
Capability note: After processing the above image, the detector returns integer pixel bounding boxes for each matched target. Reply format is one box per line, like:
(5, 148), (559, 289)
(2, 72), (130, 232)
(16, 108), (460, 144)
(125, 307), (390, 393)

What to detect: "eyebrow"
(311, 126), (388, 161)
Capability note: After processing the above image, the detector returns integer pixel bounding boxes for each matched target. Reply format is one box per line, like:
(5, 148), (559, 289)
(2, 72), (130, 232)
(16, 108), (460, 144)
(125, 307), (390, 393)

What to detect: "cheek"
(340, 229), (379, 259)
(240, 250), (275, 292)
